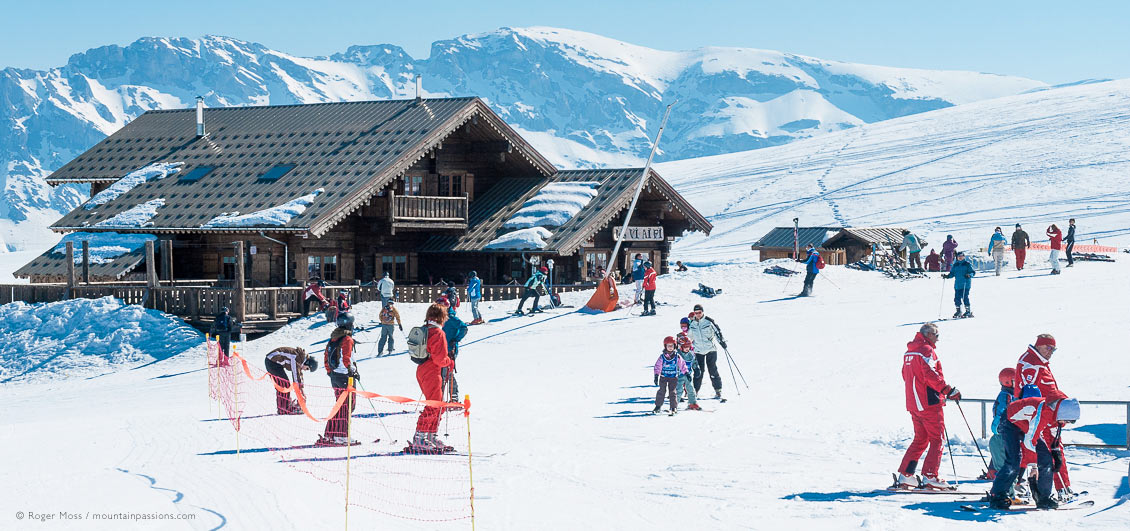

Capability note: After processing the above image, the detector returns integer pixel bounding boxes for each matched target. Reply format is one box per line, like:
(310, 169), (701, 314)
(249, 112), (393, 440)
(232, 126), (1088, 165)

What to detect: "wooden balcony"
(388, 191), (468, 232)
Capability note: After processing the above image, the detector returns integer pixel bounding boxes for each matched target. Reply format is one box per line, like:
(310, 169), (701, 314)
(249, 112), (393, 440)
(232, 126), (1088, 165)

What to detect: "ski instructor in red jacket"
(409, 303), (454, 453)
(895, 322), (961, 490)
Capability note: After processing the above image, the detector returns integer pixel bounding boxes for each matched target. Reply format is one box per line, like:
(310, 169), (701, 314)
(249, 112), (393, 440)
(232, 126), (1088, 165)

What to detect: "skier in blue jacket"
(987, 367), (1016, 481)
(798, 244), (820, 297)
(466, 271), (483, 324)
(943, 250), (976, 318)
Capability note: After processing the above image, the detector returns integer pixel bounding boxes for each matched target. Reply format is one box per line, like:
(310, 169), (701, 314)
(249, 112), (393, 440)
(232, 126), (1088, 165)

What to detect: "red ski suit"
(415, 323), (452, 433)
(898, 332), (951, 478)
(1014, 346), (1071, 487)
(642, 268), (657, 290)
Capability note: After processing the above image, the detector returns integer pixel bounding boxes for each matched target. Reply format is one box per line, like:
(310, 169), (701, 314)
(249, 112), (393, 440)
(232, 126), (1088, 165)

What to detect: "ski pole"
(821, 271), (841, 291)
(721, 349), (741, 396)
(723, 347), (749, 389)
(356, 380), (395, 444)
(937, 276), (948, 319)
(943, 425), (958, 482)
(955, 401), (991, 473)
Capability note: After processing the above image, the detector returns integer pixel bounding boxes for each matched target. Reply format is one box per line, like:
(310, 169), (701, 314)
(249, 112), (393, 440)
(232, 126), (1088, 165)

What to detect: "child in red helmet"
(653, 336), (689, 415)
(985, 367), (1017, 482)
(676, 317), (701, 410)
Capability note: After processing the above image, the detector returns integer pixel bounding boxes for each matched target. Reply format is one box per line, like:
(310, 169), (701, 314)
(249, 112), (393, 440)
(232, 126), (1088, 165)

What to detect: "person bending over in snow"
(653, 337), (689, 415)
(895, 322), (962, 490)
(1014, 333), (1076, 500)
(676, 318), (701, 411)
(923, 249), (941, 272)
(987, 397), (1080, 510)
(409, 304), (455, 453)
(514, 266), (547, 315)
(942, 251), (975, 318)
(319, 312), (359, 446)
(265, 347), (315, 415)
(688, 304), (727, 400)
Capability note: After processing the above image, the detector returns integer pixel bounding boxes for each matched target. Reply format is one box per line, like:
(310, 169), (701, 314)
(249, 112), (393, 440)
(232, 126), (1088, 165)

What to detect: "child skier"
(653, 336), (689, 415)
(986, 368), (1016, 480)
(676, 318), (701, 411)
(943, 250), (976, 318)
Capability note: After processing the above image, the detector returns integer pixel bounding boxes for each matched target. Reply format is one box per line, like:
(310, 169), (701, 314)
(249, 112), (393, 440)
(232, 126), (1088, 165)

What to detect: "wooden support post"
(234, 241), (246, 323)
(269, 289), (278, 320)
(65, 241), (75, 298)
(81, 240), (90, 284)
(145, 240), (157, 309)
(162, 240), (174, 284)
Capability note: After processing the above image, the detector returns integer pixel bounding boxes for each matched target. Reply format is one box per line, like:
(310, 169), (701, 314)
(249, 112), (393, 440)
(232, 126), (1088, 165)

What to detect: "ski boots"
(687, 403), (702, 411)
(894, 473), (918, 489)
(921, 475), (952, 490)
(987, 493), (1012, 510)
(963, 310), (974, 318)
(1036, 496), (1059, 510)
(651, 406), (661, 414)
(953, 308), (963, 319)
(513, 309), (525, 316)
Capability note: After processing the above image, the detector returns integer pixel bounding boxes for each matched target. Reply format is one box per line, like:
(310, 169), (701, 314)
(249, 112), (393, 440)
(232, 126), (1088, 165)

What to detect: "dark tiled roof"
(420, 168), (712, 254)
(752, 227), (843, 249)
(47, 98), (555, 236)
(418, 177), (545, 252)
(822, 227), (908, 247)
(14, 246), (148, 281)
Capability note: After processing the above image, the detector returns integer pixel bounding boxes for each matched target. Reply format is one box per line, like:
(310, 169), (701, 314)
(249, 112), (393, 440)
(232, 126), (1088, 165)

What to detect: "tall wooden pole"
(81, 240), (90, 284)
(145, 240), (157, 309)
(65, 241), (75, 298)
(234, 241), (246, 322)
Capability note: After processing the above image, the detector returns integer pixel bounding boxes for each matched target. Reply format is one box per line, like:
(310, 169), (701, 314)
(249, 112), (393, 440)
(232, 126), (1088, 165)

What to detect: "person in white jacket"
(376, 272), (396, 305)
(687, 304), (727, 399)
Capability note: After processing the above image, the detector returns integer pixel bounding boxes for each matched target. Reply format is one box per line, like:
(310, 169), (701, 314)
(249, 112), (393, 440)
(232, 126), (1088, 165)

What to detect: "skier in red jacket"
(409, 304), (454, 453)
(1014, 333), (1075, 499)
(641, 261), (658, 315)
(895, 322), (961, 490)
(318, 313), (359, 446)
(987, 397), (1080, 510)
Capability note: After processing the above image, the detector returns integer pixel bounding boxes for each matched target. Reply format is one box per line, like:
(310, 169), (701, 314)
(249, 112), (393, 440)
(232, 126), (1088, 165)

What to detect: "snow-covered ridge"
(0, 28), (1046, 250)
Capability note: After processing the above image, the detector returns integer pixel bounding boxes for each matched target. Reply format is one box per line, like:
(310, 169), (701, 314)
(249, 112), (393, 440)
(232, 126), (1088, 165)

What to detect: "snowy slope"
(658, 79), (1130, 265)
(0, 27), (1045, 250)
(2, 259), (1128, 529)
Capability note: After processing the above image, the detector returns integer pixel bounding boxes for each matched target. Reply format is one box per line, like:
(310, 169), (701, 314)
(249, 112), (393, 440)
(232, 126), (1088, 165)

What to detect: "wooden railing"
(390, 193), (468, 222)
(0, 282), (598, 331)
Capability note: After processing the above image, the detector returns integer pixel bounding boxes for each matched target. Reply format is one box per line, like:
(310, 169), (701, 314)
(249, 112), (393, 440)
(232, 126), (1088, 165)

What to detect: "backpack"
(816, 254), (826, 269)
(407, 326), (430, 365)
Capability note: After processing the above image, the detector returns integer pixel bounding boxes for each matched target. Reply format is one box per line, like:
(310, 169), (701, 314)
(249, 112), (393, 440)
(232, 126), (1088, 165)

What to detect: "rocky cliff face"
(0, 27), (1045, 250)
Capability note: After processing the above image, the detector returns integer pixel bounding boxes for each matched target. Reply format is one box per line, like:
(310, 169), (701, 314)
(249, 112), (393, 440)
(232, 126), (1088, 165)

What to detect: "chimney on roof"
(195, 96), (206, 137)
(415, 75), (421, 101)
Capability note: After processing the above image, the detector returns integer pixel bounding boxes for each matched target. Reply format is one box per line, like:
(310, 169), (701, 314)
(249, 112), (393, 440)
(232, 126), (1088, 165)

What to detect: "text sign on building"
(613, 226), (664, 241)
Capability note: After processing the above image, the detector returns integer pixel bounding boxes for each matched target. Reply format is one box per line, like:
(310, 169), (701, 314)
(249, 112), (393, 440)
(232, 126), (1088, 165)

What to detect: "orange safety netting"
(205, 336), (474, 523)
(1012, 243), (1118, 253)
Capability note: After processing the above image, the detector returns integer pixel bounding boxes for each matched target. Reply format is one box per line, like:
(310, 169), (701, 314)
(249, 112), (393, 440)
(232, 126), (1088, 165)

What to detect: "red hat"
(539, 266), (548, 274)
(1035, 335), (1056, 348)
(435, 296), (450, 307)
(663, 336), (676, 345)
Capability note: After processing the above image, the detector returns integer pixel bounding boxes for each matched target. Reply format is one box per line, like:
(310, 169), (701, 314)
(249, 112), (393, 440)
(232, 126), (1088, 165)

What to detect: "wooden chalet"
(11, 97), (711, 331)
(820, 227), (909, 263)
(751, 226), (846, 264)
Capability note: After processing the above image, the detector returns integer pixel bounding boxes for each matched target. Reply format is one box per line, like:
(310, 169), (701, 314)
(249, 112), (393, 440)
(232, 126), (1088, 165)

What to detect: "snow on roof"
(201, 188), (324, 228)
(93, 199), (165, 228)
(83, 162), (183, 210)
(51, 232), (157, 264)
(485, 227), (553, 250)
(502, 181), (600, 229)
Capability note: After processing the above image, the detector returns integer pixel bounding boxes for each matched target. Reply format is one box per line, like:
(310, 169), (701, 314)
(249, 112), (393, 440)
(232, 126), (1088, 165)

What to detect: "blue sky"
(3, 0), (1128, 84)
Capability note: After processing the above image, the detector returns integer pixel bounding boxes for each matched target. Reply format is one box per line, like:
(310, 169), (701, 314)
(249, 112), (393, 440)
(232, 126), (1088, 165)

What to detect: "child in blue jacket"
(676, 317), (702, 411)
(988, 368), (1016, 483)
(653, 336), (689, 415)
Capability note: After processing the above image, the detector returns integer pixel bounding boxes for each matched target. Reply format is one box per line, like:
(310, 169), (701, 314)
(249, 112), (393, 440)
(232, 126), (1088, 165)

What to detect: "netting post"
(235, 342), (240, 459)
(465, 394), (475, 531)
(346, 376), (354, 531)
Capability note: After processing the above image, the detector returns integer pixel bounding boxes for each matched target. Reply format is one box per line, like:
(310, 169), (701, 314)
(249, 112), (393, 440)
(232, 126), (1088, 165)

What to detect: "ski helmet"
(539, 266), (548, 274)
(679, 317), (690, 328)
(1056, 398), (1080, 423)
(304, 358), (318, 372)
(644, 261), (653, 268)
(663, 336), (676, 346)
(469, 270), (477, 278)
(335, 312), (355, 329)
(998, 367), (1015, 388)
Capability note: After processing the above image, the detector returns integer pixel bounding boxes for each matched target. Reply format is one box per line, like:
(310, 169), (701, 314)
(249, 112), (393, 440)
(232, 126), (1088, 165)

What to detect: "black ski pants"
(643, 289), (656, 313)
(801, 272), (816, 296)
(694, 351), (722, 393)
(990, 421), (1055, 502)
(655, 376), (677, 411)
(303, 296), (322, 317)
(216, 333), (231, 365)
(517, 287), (540, 312)
(953, 286), (971, 308)
(1065, 241), (1075, 265)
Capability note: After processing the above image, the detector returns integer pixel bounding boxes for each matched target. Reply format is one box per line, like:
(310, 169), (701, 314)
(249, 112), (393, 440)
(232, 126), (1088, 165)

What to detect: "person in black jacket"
(209, 307), (238, 366)
(1064, 219), (1076, 267)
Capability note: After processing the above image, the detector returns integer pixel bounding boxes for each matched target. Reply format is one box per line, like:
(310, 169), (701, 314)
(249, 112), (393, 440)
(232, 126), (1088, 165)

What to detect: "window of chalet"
(307, 255), (339, 282)
(382, 255), (408, 281)
(405, 175), (423, 196)
(585, 251), (609, 280)
(222, 256), (237, 280)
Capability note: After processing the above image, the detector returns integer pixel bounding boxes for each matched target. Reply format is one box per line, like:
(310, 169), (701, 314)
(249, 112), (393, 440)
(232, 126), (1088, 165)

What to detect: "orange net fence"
(205, 336), (475, 524)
